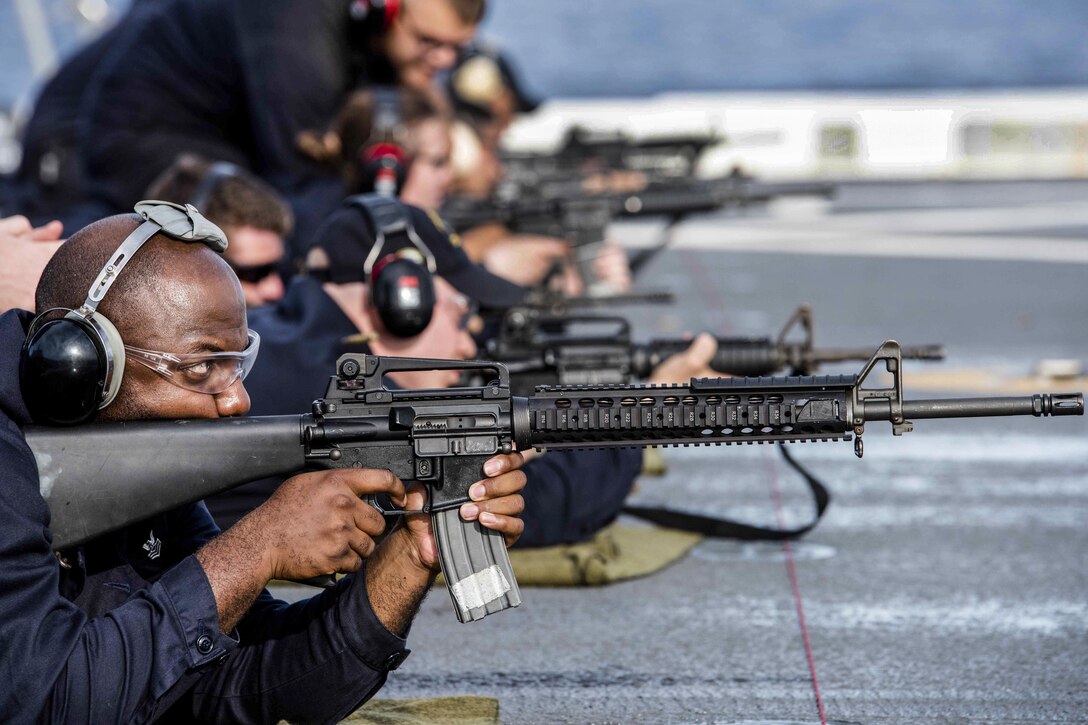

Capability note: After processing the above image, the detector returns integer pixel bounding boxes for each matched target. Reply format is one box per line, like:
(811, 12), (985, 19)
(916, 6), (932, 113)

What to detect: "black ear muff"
(20, 311), (126, 426)
(20, 200), (228, 426)
(370, 253), (436, 337)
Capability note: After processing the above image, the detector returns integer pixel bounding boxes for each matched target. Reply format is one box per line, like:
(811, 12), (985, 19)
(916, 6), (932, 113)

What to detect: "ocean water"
(2, 0), (1088, 109)
(481, 0), (1088, 98)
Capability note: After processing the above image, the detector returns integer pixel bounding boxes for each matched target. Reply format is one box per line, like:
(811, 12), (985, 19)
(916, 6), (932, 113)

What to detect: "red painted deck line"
(764, 449), (828, 725)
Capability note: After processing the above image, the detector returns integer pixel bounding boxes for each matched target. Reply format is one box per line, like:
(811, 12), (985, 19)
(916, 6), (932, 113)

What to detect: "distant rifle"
(480, 305), (945, 395)
(27, 347), (1081, 622)
(501, 127), (724, 186)
(513, 288), (676, 316)
(478, 290), (676, 351)
(441, 172), (834, 294)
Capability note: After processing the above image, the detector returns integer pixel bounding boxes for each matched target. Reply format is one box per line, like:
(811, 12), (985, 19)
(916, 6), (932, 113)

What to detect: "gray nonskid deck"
(274, 181), (1088, 723)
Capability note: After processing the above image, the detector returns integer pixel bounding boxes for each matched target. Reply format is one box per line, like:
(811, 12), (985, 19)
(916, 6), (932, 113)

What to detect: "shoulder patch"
(426, 209), (462, 248)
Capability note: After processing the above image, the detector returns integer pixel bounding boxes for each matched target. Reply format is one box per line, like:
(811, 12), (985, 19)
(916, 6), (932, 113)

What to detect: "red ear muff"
(350, 0), (400, 32)
(360, 142), (410, 197)
(369, 253), (435, 338)
(383, 0), (400, 28)
(348, 194), (438, 336)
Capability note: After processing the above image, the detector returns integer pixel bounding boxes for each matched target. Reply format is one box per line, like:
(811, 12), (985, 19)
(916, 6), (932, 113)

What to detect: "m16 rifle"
(482, 304), (945, 395)
(501, 127), (725, 187)
(513, 288), (676, 316)
(27, 347), (1081, 623)
(441, 172), (834, 294)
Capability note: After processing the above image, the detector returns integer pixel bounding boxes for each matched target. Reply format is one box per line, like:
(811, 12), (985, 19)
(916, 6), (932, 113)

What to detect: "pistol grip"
(432, 509), (522, 623)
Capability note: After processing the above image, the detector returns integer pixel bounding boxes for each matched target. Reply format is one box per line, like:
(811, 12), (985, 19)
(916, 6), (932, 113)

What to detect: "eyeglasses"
(230, 261), (281, 284)
(399, 7), (472, 58)
(456, 296), (480, 332)
(124, 329), (261, 394)
(416, 152), (451, 170)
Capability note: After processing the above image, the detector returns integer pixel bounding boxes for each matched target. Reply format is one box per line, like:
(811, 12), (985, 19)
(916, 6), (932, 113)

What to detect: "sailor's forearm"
(364, 528), (436, 636)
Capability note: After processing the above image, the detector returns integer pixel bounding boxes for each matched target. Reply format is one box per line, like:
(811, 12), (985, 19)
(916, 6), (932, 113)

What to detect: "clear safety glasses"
(124, 329), (261, 395)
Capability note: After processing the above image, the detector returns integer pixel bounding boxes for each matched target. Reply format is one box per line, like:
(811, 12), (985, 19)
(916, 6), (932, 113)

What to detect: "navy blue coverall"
(0, 309), (409, 723)
(11, 0), (386, 244)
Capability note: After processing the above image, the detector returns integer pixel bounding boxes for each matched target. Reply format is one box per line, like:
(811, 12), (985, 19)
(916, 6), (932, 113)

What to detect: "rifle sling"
(621, 445), (830, 540)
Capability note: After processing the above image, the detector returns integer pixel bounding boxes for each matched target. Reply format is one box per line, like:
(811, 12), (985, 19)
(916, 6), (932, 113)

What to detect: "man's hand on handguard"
(648, 333), (721, 385)
(363, 453), (526, 635)
(481, 235), (569, 286)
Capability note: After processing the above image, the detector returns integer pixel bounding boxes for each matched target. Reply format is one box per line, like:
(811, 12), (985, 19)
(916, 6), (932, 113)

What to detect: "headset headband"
(188, 161), (243, 213)
(352, 195), (438, 275)
(75, 201), (227, 320)
(371, 86), (402, 142)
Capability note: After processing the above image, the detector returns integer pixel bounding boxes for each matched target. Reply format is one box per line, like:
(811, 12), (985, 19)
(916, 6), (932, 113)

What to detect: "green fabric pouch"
(505, 523), (703, 586)
(433, 524), (702, 589)
(341, 696), (500, 725)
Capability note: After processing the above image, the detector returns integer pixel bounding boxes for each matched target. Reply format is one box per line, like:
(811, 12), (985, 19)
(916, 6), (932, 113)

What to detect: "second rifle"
(482, 304), (944, 395)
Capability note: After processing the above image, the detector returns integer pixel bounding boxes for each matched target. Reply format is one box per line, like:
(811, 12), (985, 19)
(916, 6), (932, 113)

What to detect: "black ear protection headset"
(20, 201), (229, 426)
(359, 87), (410, 197)
(349, 0), (401, 36)
(188, 160), (242, 214)
(347, 194), (437, 338)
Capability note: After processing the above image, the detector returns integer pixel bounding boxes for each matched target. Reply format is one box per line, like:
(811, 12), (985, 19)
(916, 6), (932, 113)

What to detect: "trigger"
(364, 493), (427, 517)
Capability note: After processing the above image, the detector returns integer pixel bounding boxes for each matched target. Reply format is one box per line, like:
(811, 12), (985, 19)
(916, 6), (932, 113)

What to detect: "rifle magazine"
(433, 508), (522, 623)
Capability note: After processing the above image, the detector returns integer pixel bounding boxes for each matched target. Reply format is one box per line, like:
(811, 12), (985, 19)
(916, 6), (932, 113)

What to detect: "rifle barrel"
(810, 344), (945, 365)
(638, 339), (945, 378)
(865, 393), (1083, 421)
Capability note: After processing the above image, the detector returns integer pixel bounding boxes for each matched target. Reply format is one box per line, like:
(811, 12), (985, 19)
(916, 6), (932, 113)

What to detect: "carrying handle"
(334, 353), (511, 391)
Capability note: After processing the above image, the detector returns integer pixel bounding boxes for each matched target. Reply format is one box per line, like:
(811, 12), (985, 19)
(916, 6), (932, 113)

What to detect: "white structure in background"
(503, 89), (1088, 180)
(0, 0), (117, 173)
(12, 0), (59, 81)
